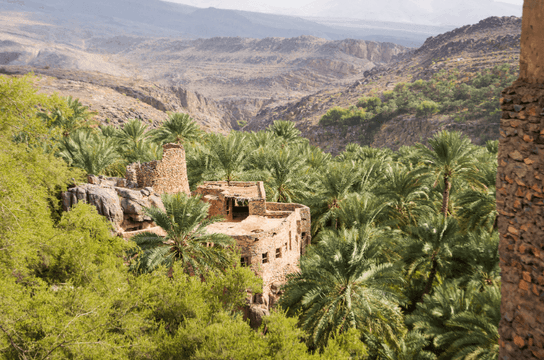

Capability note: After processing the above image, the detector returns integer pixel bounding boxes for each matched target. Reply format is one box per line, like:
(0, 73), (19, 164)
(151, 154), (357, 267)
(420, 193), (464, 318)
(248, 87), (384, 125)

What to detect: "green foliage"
(356, 96), (382, 112)
(267, 120), (305, 144)
(320, 63), (517, 130)
(319, 106), (371, 126)
(0, 73), (502, 358)
(416, 100), (440, 118)
(0, 73), (69, 144)
(407, 281), (500, 359)
(150, 112), (203, 145)
(280, 228), (406, 350)
(57, 129), (121, 175)
(129, 192), (236, 275)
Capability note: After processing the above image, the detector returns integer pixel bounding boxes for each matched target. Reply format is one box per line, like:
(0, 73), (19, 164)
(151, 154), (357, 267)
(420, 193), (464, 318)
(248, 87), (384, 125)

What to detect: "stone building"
(194, 181), (311, 310)
(497, 1), (544, 358)
(63, 143), (311, 323)
(62, 143), (190, 237)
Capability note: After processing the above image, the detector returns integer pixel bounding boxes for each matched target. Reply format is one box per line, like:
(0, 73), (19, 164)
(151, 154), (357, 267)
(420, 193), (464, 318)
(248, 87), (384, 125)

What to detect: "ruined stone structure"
(63, 143), (190, 237)
(126, 143), (190, 195)
(498, 1), (544, 358)
(194, 181), (311, 312)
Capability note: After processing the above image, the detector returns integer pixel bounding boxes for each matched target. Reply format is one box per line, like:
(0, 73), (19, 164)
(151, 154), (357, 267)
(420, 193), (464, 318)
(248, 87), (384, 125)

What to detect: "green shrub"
(416, 100), (440, 118)
(357, 96), (382, 111)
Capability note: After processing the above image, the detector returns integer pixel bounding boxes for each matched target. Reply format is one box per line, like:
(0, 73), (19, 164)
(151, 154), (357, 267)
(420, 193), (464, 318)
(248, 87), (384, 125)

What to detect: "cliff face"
(497, 2), (544, 359)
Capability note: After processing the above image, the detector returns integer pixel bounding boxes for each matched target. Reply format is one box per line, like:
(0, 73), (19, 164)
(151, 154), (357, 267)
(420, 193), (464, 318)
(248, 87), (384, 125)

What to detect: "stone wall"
(126, 143), (190, 195)
(498, 1), (544, 358)
(235, 209), (308, 308)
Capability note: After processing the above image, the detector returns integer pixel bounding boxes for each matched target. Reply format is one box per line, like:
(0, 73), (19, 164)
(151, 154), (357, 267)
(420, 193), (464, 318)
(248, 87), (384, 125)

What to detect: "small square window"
(276, 248), (282, 258)
(241, 256), (249, 267)
(262, 252), (268, 264)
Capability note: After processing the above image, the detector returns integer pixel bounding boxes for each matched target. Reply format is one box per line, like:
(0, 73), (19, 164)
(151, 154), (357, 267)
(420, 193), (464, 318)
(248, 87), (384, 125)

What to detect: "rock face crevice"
(498, 1), (544, 358)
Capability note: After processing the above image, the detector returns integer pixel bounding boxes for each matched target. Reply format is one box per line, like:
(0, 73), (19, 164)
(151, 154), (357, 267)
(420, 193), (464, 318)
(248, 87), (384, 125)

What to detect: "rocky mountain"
(245, 16), (522, 153)
(0, 7), (409, 132)
(0, 0), (523, 152)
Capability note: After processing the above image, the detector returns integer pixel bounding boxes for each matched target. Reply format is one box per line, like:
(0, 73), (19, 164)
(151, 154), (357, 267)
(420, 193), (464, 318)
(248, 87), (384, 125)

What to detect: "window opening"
(233, 199), (249, 220)
(276, 248), (282, 258)
(241, 256), (249, 267)
(262, 252), (269, 264)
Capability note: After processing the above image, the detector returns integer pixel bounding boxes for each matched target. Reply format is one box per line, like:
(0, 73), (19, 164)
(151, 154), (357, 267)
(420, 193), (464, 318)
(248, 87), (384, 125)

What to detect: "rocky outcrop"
(62, 175), (165, 233)
(63, 183), (124, 226)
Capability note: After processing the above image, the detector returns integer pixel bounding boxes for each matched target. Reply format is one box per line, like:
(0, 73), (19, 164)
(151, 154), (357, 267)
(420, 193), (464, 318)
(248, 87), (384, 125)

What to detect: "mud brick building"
(194, 181), (311, 309)
(497, 0), (544, 358)
(65, 142), (311, 319)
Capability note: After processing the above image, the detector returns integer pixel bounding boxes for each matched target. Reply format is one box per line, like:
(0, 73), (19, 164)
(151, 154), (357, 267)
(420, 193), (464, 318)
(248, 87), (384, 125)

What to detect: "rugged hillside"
(0, 9), (409, 133)
(246, 16), (521, 154)
(1, 66), (236, 132)
(115, 35), (407, 101)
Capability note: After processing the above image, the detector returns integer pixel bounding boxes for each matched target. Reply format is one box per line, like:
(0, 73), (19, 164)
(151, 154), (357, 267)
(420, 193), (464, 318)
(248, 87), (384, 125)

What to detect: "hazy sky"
(165, 0), (524, 15)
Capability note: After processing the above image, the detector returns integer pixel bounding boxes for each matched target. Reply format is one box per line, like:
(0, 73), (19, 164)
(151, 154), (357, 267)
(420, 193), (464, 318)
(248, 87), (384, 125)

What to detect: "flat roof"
(199, 182), (262, 199)
(206, 215), (283, 236)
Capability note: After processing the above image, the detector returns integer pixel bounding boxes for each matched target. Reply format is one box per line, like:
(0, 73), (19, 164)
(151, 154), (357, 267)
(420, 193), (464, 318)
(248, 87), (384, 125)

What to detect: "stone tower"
(126, 143), (190, 195)
(497, 0), (544, 358)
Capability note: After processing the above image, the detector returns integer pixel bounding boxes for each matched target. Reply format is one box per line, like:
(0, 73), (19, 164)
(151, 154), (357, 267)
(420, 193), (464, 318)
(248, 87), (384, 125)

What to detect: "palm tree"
(455, 149), (497, 234)
(248, 130), (282, 149)
(267, 120), (305, 144)
(452, 231), (500, 290)
(380, 331), (437, 360)
(116, 119), (161, 163)
(375, 164), (432, 229)
(403, 214), (464, 303)
(279, 227), (406, 350)
(299, 143), (332, 170)
(57, 129), (120, 175)
(130, 192), (235, 275)
(117, 119), (149, 147)
(205, 132), (247, 184)
(335, 193), (389, 230)
(437, 285), (500, 360)
(100, 124), (121, 138)
(150, 112), (203, 145)
(38, 96), (96, 137)
(309, 162), (360, 236)
(415, 131), (481, 217)
(261, 148), (313, 203)
(407, 281), (499, 360)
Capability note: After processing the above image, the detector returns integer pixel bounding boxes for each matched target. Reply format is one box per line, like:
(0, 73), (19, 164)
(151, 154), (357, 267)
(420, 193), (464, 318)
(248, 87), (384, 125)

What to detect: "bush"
(357, 96), (382, 112)
(319, 107), (371, 126)
(416, 100), (440, 118)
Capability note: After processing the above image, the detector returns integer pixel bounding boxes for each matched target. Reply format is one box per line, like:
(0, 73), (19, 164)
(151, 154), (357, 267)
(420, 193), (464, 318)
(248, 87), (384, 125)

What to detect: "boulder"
(248, 304), (269, 329)
(63, 183), (165, 232)
(62, 184), (124, 228)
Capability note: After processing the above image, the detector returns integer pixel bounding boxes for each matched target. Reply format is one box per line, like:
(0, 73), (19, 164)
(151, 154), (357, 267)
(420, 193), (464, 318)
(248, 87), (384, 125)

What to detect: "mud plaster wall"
(498, 1), (544, 358)
(194, 181), (266, 220)
(520, 0), (544, 84)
